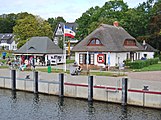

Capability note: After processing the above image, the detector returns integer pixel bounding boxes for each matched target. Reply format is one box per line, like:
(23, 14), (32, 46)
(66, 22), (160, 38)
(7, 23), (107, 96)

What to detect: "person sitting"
(19, 63), (26, 71)
(77, 66), (82, 75)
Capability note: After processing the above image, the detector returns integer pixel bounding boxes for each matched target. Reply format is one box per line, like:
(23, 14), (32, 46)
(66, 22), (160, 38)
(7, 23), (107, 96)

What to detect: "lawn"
(89, 71), (126, 77)
(66, 59), (75, 64)
(133, 63), (161, 72)
(36, 67), (126, 77)
(0, 66), (9, 69)
(36, 68), (70, 74)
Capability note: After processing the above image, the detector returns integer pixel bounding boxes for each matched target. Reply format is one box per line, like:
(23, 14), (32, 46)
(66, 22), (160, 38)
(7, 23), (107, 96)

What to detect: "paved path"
(127, 71), (161, 81)
(0, 68), (161, 82)
(0, 68), (160, 91)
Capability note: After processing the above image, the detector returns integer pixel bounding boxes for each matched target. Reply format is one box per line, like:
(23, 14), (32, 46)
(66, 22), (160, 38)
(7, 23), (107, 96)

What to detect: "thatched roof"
(14, 37), (63, 54)
(72, 24), (144, 52)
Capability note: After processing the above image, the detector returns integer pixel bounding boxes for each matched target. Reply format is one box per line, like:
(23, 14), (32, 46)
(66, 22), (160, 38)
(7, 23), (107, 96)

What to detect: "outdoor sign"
(97, 54), (105, 63)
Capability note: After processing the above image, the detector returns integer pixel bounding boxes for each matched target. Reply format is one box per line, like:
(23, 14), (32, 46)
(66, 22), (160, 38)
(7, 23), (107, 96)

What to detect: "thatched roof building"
(72, 24), (144, 52)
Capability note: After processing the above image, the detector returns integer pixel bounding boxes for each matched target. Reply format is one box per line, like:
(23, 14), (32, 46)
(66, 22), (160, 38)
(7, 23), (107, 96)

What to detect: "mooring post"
(11, 69), (16, 91)
(122, 78), (128, 106)
(34, 71), (38, 94)
(59, 73), (64, 97)
(88, 76), (93, 102)
(143, 85), (149, 106)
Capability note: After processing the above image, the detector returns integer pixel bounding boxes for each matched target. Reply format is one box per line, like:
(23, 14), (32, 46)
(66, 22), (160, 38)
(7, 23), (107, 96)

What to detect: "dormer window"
(88, 38), (102, 46)
(124, 39), (136, 46)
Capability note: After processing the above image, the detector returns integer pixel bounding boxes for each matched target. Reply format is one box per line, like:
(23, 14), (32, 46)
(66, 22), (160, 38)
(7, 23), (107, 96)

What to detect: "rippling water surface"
(0, 89), (160, 120)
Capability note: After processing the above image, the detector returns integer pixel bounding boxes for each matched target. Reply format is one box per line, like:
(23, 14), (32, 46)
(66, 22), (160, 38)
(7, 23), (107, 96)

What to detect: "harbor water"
(0, 89), (160, 120)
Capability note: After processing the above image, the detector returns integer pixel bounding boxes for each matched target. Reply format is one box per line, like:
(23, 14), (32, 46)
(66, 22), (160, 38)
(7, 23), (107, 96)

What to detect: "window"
(96, 39), (101, 44)
(79, 54), (83, 64)
(79, 53), (94, 65)
(124, 39), (136, 46)
(88, 38), (102, 46)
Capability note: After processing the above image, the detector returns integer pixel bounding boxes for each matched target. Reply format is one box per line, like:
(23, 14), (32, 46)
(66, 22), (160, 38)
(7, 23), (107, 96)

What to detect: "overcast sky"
(0, 0), (147, 22)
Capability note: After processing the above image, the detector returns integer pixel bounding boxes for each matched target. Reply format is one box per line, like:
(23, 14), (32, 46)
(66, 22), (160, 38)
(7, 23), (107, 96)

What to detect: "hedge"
(126, 58), (159, 69)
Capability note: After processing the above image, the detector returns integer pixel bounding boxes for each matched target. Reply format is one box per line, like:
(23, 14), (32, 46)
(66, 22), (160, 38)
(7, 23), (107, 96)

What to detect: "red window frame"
(88, 38), (103, 46)
(124, 39), (136, 46)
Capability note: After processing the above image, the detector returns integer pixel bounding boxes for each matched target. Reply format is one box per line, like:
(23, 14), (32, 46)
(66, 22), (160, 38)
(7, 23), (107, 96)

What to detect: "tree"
(76, 6), (101, 40)
(0, 13), (17, 33)
(147, 0), (161, 50)
(75, 0), (158, 42)
(47, 16), (66, 32)
(76, 0), (129, 40)
(13, 15), (53, 48)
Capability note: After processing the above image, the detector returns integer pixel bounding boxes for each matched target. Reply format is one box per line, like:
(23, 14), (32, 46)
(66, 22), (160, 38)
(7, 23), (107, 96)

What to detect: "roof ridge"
(99, 24), (122, 29)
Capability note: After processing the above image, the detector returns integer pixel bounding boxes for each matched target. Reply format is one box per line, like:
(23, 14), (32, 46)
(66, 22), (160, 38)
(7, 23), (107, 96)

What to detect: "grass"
(36, 68), (70, 74)
(89, 71), (126, 77)
(36, 67), (126, 77)
(0, 66), (9, 69)
(0, 59), (7, 64)
(133, 63), (161, 72)
(0, 51), (13, 58)
(66, 59), (75, 64)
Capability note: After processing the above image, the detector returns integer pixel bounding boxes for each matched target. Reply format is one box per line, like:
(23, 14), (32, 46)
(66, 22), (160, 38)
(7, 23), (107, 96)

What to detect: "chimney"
(113, 21), (119, 27)
(143, 40), (146, 45)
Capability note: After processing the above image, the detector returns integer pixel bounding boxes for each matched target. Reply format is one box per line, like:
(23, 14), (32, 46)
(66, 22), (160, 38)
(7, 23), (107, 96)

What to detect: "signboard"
(97, 54), (105, 63)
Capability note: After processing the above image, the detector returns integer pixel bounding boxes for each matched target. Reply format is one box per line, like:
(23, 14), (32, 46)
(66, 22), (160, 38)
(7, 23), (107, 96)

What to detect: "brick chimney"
(113, 21), (119, 27)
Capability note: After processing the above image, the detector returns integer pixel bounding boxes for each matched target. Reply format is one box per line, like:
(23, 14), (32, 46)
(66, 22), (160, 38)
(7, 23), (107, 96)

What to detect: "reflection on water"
(0, 89), (160, 120)
(11, 90), (17, 102)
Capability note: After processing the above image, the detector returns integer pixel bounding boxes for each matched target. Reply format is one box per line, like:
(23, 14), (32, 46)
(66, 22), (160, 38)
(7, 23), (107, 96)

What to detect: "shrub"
(0, 59), (6, 64)
(126, 58), (159, 69)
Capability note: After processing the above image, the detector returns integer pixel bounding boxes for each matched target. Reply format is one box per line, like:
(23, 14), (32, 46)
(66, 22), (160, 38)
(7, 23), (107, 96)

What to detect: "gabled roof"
(65, 22), (78, 32)
(14, 37), (63, 54)
(142, 43), (158, 52)
(54, 22), (78, 37)
(0, 33), (14, 44)
(72, 24), (144, 52)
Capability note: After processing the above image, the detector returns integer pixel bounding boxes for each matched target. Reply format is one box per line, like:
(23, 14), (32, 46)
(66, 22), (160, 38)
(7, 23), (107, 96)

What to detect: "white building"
(72, 23), (156, 69)
(0, 33), (17, 50)
(14, 37), (64, 65)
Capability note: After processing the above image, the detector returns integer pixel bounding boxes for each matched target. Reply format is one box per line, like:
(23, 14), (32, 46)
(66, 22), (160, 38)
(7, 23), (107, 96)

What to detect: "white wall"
(114, 53), (127, 66)
(75, 52), (79, 64)
(75, 52), (128, 67)
(0, 43), (10, 50)
(141, 52), (154, 59)
(10, 41), (17, 50)
(75, 51), (155, 67)
(45, 54), (64, 65)
(0, 41), (17, 50)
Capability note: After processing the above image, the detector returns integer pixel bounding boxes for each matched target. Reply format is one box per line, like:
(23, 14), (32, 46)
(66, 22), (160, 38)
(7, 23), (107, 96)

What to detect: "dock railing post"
(88, 76), (93, 102)
(34, 71), (38, 94)
(122, 78), (128, 106)
(11, 69), (16, 91)
(59, 73), (64, 97)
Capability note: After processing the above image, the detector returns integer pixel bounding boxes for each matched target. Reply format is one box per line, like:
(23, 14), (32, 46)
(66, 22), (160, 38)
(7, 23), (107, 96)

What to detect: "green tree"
(76, 0), (128, 40)
(147, 0), (161, 50)
(13, 15), (53, 48)
(76, 6), (101, 40)
(47, 16), (66, 32)
(0, 13), (17, 33)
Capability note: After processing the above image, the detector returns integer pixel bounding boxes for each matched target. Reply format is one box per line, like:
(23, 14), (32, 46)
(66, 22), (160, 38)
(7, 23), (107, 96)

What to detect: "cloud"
(0, 0), (114, 22)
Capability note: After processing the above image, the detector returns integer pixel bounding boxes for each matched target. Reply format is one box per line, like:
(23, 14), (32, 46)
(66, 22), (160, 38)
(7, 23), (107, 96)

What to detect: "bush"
(154, 51), (161, 61)
(0, 59), (6, 64)
(126, 58), (159, 69)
